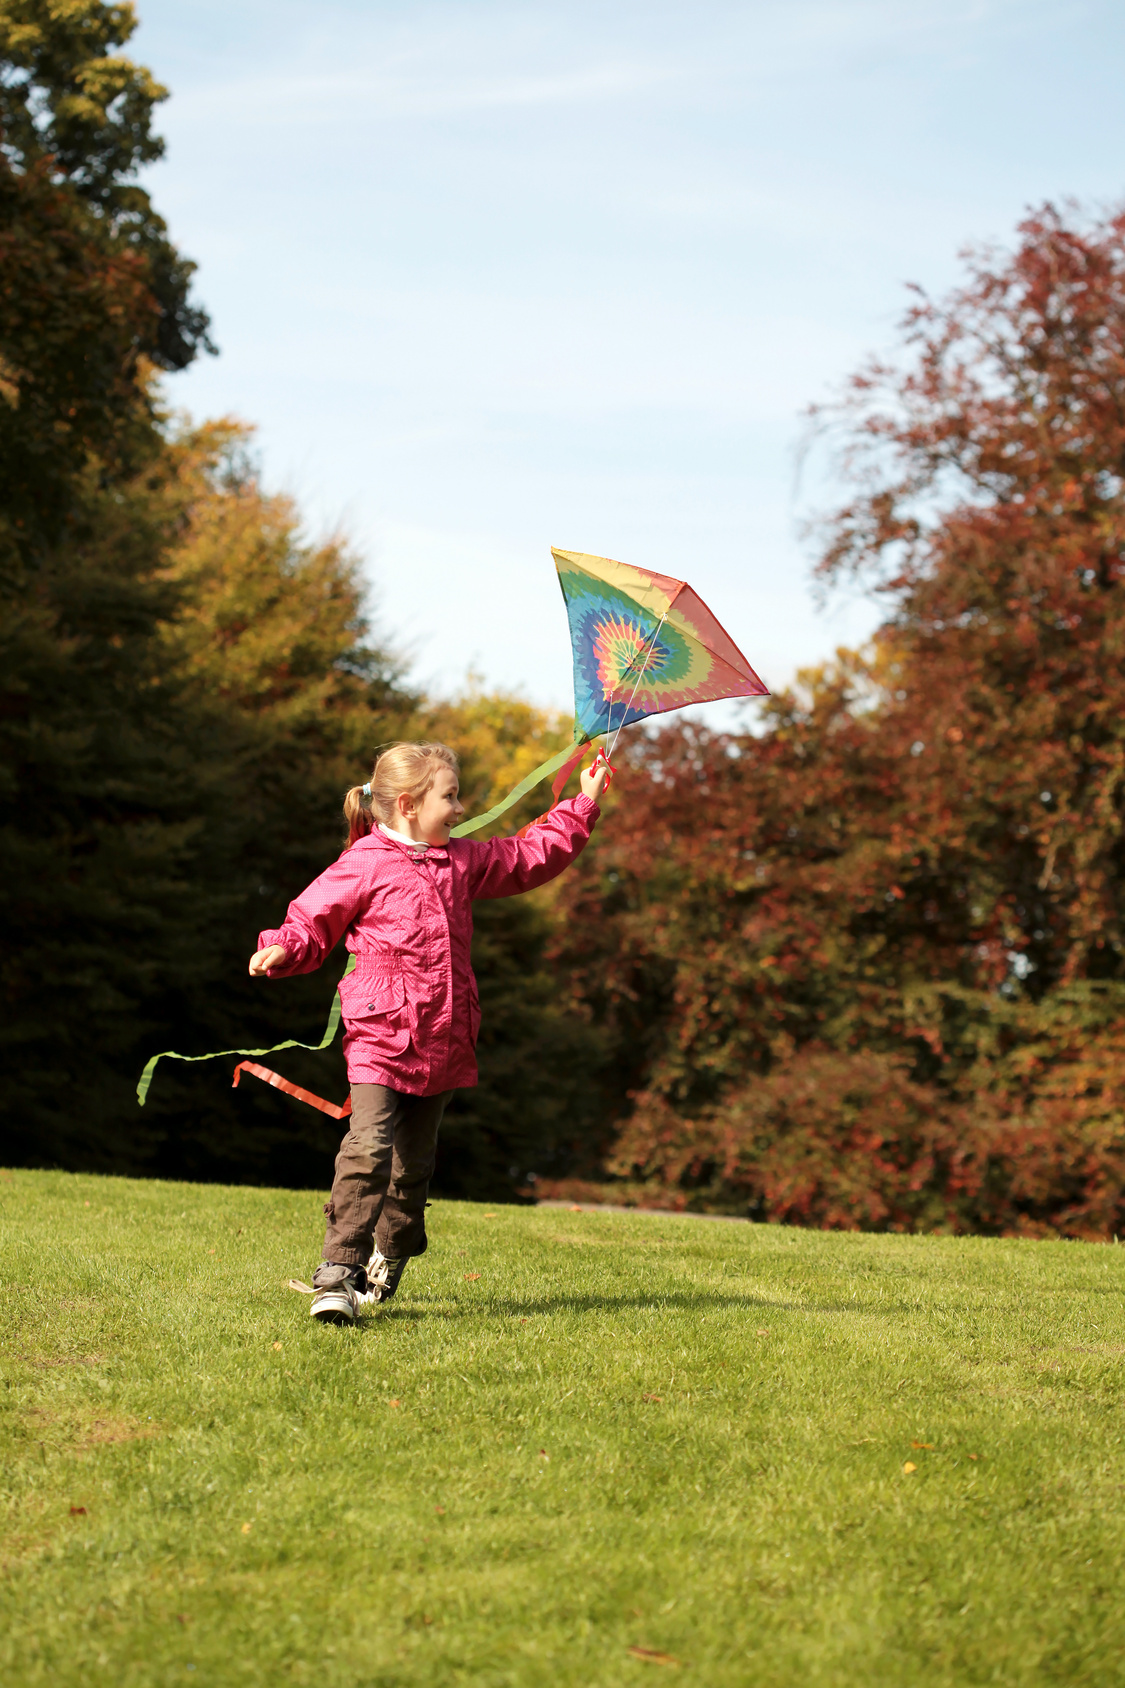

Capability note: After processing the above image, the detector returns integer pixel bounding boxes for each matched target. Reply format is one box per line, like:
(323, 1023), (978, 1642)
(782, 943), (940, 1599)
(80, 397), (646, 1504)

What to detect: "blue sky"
(134, 0), (1125, 723)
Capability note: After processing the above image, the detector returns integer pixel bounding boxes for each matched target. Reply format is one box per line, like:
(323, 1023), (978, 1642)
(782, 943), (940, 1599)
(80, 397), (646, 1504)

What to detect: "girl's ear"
(397, 790), (416, 818)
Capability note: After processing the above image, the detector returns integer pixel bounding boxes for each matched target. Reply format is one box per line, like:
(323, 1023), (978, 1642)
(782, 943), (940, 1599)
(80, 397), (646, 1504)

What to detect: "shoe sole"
(310, 1292), (357, 1325)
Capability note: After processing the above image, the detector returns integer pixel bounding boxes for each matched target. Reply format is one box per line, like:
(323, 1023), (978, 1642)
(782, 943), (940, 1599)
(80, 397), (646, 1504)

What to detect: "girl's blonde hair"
(344, 741), (460, 845)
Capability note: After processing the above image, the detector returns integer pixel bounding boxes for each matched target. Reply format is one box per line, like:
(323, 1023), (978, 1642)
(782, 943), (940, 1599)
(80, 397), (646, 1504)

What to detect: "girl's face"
(398, 767), (465, 844)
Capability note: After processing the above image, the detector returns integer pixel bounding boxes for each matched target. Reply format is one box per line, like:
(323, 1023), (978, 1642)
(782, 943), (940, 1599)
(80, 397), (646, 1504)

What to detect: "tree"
(0, 1), (211, 561)
(553, 204), (1125, 1239)
(127, 422), (415, 1185)
(1, 413), (415, 1180)
(0, 5), (608, 1196)
(0, 2), (218, 1169)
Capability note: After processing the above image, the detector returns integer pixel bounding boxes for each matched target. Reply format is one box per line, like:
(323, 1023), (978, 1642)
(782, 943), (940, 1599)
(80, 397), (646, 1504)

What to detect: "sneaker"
(310, 1261), (367, 1325)
(358, 1245), (410, 1305)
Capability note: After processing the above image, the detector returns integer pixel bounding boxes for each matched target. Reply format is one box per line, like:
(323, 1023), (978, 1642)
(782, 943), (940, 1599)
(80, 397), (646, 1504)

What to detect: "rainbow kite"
(554, 548), (767, 740)
(137, 550), (766, 1107)
(450, 549), (767, 836)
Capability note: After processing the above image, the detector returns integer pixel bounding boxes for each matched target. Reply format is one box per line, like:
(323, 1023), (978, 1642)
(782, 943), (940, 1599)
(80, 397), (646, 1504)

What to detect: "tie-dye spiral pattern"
(552, 548), (768, 739)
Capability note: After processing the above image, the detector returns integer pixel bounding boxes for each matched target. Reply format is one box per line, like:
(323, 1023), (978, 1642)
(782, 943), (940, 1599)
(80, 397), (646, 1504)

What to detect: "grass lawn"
(1, 1170), (1123, 1687)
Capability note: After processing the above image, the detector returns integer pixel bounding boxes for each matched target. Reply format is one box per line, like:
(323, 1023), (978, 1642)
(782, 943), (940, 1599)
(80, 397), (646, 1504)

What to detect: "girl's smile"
(395, 768), (465, 845)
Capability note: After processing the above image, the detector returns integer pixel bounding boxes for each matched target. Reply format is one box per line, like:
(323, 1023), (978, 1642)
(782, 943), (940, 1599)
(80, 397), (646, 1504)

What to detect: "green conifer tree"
(0, 2), (218, 1166)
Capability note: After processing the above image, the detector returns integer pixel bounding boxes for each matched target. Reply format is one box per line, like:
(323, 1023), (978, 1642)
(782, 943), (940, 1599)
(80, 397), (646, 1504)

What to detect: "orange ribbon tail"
(232, 1061), (352, 1120)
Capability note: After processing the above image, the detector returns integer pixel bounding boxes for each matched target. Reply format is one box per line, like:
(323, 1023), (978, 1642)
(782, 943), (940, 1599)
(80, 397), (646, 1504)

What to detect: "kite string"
(603, 616), (661, 750)
(607, 610), (668, 759)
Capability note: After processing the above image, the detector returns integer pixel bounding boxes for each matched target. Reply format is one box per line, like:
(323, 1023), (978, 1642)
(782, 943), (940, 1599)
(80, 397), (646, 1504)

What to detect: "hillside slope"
(1, 1171), (1122, 1686)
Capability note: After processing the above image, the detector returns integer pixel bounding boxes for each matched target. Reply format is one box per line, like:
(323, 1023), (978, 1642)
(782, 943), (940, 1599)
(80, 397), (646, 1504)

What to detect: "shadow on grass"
(376, 1288), (907, 1323)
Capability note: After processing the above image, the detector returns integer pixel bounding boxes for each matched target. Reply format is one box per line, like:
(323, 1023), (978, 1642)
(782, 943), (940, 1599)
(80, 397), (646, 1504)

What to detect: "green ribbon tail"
(136, 954), (358, 1107)
(450, 734), (590, 839)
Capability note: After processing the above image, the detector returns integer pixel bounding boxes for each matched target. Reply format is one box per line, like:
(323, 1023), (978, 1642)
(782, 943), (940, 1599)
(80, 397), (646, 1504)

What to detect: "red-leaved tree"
(552, 204), (1125, 1238)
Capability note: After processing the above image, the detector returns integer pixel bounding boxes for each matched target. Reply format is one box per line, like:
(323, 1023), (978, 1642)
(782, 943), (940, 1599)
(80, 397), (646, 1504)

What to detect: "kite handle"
(588, 748), (617, 790)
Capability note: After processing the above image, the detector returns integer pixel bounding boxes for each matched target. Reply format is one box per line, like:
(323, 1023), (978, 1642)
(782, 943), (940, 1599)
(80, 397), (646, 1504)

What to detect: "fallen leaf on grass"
(207, 1249), (216, 1256)
(175, 1614), (190, 1625)
(969, 1454), (979, 1461)
(538, 1449), (549, 1460)
(756, 1329), (769, 1337)
(628, 1646), (681, 1666)
(389, 1399), (401, 1408)
(241, 1523), (252, 1534)
(271, 1342), (283, 1351)
(903, 1461), (917, 1474)
(569, 1203), (583, 1211)
(69, 1506), (86, 1516)
(642, 1393), (664, 1403)
(464, 1272), (481, 1281)
(434, 1506), (445, 1515)
(911, 1441), (934, 1449)
(483, 1213), (497, 1219)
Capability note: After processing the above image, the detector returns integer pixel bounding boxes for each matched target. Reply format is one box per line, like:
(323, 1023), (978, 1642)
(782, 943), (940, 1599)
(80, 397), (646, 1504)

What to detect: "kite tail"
(450, 732), (591, 838)
(232, 1061), (353, 1120)
(510, 739), (608, 839)
(135, 955), (357, 1106)
(550, 740), (591, 802)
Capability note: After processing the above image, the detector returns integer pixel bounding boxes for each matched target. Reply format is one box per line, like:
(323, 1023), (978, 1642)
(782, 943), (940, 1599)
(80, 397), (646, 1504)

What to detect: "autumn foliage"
(554, 205), (1125, 1239)
(0, 5), (603, 1189)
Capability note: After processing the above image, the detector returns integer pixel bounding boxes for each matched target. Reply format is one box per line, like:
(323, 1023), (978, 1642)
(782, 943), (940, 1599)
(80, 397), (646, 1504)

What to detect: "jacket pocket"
(340, 973), (411, 1054)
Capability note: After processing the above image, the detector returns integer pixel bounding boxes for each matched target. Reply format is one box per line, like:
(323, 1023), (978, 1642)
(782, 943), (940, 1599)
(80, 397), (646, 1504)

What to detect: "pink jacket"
(258, 794), (599, 1095)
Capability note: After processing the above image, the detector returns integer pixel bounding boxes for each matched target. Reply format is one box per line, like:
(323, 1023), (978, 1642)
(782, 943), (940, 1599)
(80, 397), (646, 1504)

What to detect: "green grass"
(1, 1171), (1123, 1687)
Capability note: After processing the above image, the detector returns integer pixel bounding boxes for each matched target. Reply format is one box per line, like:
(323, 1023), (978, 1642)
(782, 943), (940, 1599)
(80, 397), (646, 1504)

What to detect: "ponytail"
(344, 741), (459, 846)
(343, 779), (378, 847)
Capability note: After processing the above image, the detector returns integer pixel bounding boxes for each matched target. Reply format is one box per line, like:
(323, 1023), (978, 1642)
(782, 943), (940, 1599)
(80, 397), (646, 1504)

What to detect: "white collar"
(379, 823), (429, 854)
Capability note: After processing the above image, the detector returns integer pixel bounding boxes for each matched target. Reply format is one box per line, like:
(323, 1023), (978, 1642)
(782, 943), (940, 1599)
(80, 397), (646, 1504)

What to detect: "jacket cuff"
(571, 793), (600, 821)
(257, 928), (300, 975)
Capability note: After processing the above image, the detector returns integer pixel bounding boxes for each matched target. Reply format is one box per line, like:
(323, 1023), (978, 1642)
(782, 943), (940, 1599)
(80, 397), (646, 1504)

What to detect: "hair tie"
(362, 783), (372, 799)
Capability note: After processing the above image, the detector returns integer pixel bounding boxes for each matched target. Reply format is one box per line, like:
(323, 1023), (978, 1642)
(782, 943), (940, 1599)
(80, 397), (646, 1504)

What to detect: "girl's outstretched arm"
(251, 852), (373, 978)
(463, 762), (609, 900)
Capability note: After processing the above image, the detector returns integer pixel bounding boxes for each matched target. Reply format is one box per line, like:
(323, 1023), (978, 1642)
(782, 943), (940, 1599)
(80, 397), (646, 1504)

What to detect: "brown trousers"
(321, 1084), (452, 1266)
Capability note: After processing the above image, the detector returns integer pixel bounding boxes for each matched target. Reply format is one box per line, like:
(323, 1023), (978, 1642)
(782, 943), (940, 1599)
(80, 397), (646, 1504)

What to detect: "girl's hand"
(580, 761), (610, 802)
(249, 944), (288, 977)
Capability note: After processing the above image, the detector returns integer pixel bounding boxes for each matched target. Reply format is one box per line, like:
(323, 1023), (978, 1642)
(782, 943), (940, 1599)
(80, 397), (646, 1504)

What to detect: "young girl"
(248, 740), (607, 1324)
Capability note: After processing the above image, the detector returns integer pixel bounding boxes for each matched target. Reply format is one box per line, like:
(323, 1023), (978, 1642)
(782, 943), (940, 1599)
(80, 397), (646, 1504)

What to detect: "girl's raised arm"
(463, 787), (602, 901)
